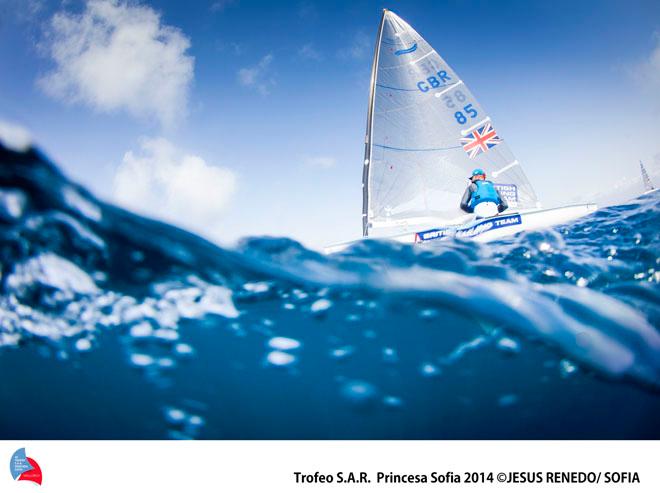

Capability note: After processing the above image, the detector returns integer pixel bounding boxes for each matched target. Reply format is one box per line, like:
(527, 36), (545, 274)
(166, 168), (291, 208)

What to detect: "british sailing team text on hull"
(326, 10), (596, 253)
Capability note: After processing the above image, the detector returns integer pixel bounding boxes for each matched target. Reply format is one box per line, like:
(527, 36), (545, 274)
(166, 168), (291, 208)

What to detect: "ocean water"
(0, 142), (659, 439)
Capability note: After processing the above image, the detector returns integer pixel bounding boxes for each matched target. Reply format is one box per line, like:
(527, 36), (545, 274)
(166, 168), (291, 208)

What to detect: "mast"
(361, 9), (387, 237)
(640, 160), (654, 192)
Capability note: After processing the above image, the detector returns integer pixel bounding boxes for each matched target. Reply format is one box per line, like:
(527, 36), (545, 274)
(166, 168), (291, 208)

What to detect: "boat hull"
(324, 203), (597, 253)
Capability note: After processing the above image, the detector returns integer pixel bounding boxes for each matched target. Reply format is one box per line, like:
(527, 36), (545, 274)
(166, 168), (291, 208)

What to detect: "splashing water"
(0, 142), (659, 439)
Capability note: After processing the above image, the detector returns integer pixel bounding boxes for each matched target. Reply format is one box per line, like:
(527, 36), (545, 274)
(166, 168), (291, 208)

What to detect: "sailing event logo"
(394, 43), (418, 56)
(9, 448), (42, 486)
(460, 122), (503, 158)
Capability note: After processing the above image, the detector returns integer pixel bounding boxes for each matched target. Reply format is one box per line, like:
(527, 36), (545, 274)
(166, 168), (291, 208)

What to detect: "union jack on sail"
(460, 122), (502, 159)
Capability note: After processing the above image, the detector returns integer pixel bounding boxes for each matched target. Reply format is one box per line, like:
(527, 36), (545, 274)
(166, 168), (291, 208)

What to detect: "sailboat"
(326, 10), (596, 253)
(640, 160), (656, 195)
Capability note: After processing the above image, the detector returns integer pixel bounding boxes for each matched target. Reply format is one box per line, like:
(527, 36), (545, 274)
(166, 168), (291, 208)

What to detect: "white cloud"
(297, 2), (318, 21)
(338, 31), (371, 60)
(303, 156), (336, 169)
(39, 0), (194, 127)
(216, 40), (244, 55)
(0, 119), (32, 153)
(210, 0), (237, 13)
(237, 54), (274, 95)
(26, 0), (44, 14)
(632, 32), (660, 105)
(4, 0), (45, 23)
(298, 43), (322, 61)
(113, 137), (236, 240)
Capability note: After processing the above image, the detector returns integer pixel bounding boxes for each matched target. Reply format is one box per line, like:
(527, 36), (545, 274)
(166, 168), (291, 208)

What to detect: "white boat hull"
(325, 203), (597, 254)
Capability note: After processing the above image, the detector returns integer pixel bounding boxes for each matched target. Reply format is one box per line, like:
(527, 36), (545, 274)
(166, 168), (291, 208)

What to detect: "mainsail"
(640, 160), (655, 192)
(362, 10), (539, 236)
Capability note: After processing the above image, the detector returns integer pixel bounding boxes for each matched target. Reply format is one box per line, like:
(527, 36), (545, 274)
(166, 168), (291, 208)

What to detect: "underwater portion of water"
(0, 143), (659, 439)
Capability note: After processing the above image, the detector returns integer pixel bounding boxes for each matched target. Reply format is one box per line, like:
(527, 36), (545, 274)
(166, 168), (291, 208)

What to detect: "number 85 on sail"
(444, 91), (478, 125)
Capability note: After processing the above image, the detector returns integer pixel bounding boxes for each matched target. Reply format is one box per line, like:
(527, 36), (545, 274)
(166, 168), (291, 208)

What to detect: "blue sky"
(1, 0), (659, 247)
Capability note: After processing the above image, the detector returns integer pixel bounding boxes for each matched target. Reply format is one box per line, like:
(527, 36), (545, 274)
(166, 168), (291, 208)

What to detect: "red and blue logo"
(9, 448), (42, 485)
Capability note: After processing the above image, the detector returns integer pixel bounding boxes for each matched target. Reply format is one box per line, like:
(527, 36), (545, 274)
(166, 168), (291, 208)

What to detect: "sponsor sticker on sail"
(494, 183), (519, 208)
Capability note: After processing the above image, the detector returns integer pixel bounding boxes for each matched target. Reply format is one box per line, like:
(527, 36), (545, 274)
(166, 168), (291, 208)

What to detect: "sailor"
(460, 168), (508, 218)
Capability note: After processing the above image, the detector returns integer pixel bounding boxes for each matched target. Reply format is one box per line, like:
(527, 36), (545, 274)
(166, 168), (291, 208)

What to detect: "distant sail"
(640, 160), (655, 192)
(362, 10), (539, 236)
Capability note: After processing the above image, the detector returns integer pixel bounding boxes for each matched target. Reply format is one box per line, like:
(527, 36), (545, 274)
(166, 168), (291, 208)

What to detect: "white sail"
(640, 160), (655, 192)
(363, 10), (539, 236)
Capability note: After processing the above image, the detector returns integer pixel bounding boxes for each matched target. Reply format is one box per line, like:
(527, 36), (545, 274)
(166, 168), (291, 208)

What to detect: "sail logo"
(460, 123), (502, 158)
(9, 448), (42, 485)
(394, 43), (417, 56)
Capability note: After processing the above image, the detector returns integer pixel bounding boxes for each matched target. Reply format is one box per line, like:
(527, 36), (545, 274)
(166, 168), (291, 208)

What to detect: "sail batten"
(363, 11), (539, 235)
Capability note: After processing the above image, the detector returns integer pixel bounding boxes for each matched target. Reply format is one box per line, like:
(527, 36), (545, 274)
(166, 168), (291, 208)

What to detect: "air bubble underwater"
(163, 406), (206, 439)
(310, 298), (332, 314)
(330, 345), (355, 360)
(420, 363), (441, 378)
(265, 336), (302, 367)
(559, 359), (578, 378)
(340, 380), (378, 407)
(496, 337), (521, 354)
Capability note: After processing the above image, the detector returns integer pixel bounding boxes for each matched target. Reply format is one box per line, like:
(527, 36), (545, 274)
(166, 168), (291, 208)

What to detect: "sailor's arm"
(460, 185), (473, 213)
